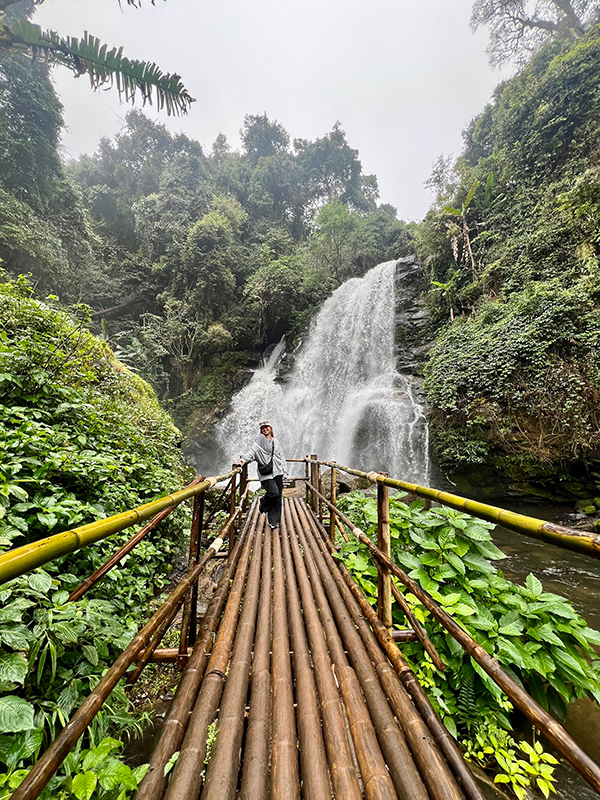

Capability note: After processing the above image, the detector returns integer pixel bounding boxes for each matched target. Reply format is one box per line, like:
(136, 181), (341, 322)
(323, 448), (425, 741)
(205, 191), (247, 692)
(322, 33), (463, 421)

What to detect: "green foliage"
(420, 28), (600, 488)
(57, 109), (414, 420)
(0, 734), (149, 800)
(0, 1), (193, 115)
(0, 279), (193, 795)
(338, 492), (600, 795)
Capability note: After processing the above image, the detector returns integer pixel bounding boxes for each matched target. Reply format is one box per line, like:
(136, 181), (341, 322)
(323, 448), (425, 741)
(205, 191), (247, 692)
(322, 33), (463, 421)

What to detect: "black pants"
(259, 475), (283, 528)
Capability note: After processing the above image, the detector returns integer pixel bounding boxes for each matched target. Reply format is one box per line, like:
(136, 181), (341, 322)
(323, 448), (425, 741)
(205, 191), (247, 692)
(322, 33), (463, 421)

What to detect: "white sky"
(35, 0), (507, 221)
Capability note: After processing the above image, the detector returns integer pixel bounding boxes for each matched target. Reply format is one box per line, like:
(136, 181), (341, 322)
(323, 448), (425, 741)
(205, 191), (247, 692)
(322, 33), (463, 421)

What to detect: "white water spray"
(215, 261), (429, 482)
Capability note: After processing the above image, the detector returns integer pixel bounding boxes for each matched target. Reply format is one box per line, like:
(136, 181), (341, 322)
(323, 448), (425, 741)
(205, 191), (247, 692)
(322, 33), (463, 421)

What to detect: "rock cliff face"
(394, 256), (432, 377)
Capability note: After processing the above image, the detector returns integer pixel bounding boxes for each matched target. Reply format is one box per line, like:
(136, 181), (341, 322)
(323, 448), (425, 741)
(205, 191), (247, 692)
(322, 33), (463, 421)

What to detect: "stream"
(489, 503), (600, 799)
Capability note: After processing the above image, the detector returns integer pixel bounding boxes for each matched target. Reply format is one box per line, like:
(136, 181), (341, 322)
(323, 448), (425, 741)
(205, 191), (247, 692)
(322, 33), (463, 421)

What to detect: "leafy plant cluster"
(0, 279), (192, 797)
(337, 492), (600, 797)
(419, 28), (600, 491)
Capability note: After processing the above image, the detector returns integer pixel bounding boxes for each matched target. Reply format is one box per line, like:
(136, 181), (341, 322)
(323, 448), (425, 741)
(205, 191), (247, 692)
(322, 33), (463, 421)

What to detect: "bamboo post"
(229, 470), (237, 552)
(178, 490), (205, 668)
(310, 455), (318, 514)
(304, 456), (309, 503)
(329, 462), (337, 542)
(188, 490), (205, 646)
(240, 463), (248, 511)
(377, 475), (393, 633)
(317, 462), (323, 524)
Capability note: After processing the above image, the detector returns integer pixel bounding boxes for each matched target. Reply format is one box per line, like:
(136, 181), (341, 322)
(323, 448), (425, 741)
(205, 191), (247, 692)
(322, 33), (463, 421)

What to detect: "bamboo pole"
(303, 483), (600, 795)
(317, 461), (323, 524)
(377, 475), (393, 633)
(68, 476), (205, 602)
(178, 490), (205, 668)
(229, 470), (237, 552)
(0, 472), (233, 585)
(283, 502), (363, 800)
(302, 502), (476, 800)
(162, 515), (263, 800)
(200, 516), (264, 800)
(319, 461), (600, 560)
(329, 461), (338, 542)
(239, 520), (273, 800)
(271, 521), (300, 800)
(280, 507), (332, 800)
(240, 463), (249, 511)
(310, 454), (318, 514)
(188, 489), (205, 646)
(304, 455), (309, 503)
(292, 500), (428, 800)
(149, 647), (192, 662)
(10, 535), (225, 800)
(136, 501), (259, 800)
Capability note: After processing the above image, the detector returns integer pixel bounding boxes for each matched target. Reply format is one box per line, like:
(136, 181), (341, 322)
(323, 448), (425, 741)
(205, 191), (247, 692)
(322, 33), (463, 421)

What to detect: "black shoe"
(269, 523), (278, 529)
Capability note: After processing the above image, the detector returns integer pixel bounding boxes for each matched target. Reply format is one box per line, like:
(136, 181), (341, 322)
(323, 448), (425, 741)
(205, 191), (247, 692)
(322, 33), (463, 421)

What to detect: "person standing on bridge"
(236, 421), (287, 529)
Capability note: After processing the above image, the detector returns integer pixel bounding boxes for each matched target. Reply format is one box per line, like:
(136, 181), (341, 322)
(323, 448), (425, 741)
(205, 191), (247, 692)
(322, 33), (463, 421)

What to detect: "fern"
(0, 13), (194, 115)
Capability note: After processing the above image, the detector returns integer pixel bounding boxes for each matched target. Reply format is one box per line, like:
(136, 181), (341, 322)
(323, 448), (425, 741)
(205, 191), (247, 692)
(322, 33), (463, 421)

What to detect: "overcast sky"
(36, 0), (508, 221)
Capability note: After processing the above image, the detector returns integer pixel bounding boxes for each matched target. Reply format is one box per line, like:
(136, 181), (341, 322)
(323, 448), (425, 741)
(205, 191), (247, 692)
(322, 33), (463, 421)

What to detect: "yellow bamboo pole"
(315, 461), (600, 559)
(376, 475), (393, 633)
(0, 471), (236, 585)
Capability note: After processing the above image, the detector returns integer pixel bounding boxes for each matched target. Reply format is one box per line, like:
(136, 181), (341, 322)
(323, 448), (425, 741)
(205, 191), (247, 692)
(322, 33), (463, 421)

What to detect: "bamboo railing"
(7, 465), (251, 800)
(301, 461), (600, 796)
(316, 460), (600, 558)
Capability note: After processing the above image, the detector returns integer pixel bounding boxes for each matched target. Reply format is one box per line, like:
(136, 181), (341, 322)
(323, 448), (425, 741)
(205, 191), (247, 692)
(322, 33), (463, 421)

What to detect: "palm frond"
(0, 17), (194, 115)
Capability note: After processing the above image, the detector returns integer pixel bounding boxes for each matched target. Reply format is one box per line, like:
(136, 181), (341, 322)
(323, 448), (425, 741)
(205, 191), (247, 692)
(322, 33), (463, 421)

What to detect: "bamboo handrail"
(312, 460), (600, 559)
(69, 475), (206, 602)
(10, 534), (226, 800)
(0, 470), (238, 585)
(303, 480), (600, 795)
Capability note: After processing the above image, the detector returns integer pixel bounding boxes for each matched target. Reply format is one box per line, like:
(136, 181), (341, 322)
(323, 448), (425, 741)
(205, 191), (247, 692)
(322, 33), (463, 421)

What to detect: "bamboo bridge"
(2, 459), (600, 800)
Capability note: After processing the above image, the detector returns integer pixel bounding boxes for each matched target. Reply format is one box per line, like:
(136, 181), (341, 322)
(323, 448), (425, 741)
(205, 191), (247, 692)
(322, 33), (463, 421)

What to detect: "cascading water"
(214, 260), (429, 482)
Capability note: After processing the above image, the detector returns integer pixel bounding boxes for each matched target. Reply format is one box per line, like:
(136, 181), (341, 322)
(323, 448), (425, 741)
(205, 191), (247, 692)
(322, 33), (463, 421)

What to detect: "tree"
(471, 0), (600, 65)
(0, 0), (193, 113)
(241, 113), (290, 164)
(295, 123), (378, 213)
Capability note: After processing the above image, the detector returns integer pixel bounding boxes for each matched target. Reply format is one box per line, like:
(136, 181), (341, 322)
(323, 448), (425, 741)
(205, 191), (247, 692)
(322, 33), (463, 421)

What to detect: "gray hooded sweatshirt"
(240, 434), (287, 481)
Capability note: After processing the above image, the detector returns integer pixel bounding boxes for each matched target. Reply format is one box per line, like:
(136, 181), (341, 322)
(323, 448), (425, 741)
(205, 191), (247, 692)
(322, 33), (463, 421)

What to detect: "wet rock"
(575, 499), (597, 515)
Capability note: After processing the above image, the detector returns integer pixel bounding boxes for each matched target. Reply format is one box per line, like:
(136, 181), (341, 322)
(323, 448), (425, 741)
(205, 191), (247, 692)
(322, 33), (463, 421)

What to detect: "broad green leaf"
(27, 571), (52, 594)
(445, 552), (466, 575)
(0, 653), (27, 685)
(581, 627), (600, 646)
(72, 771), (97, 800)
(461, 524), (491, 542)
(463, 553), (495, 574)
(474, 540), (506, 561)
(82, 645), (99, 666)
(497, 637), (526, 668)
(525, 573), (543, 598)
(0, 696), (35, 733)
(0, 627), (31, 650)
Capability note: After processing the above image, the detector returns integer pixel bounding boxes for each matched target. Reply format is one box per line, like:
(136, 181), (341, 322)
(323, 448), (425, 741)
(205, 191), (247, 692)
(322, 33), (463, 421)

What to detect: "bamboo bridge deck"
(138, 496), (477, 800)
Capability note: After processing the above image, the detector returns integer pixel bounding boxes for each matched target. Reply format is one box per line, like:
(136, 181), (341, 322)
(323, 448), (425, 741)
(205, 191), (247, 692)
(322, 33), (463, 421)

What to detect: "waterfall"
(214, 260), (429, 483)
